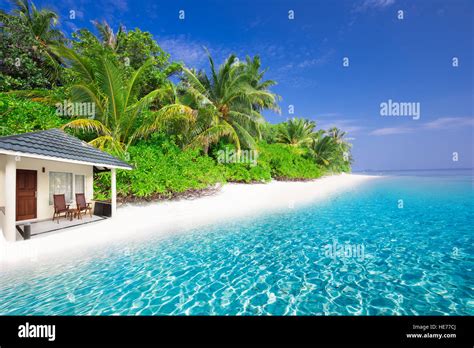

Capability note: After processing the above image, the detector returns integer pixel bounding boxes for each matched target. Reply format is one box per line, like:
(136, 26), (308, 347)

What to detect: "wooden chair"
(53, 194), (72, 223)
(75, 193), (93, 219)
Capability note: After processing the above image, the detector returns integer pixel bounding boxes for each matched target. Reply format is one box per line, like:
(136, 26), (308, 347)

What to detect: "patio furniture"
(52, 194), (73, 223)
(75, 193), (93, 219)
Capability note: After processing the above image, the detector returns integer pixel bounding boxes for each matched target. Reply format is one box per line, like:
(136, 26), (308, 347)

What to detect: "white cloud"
(369, 116), (473, 136)
(159, 36), (268, 69)
(94, 0), (129, 29)
(158, 36), (211, 68)
(104, 0), (128, 12)
(317, 118), (366, 135)
(424, 117), (474, 129)
(355, 0), (396, 12)
(297, 50), (333, 68)
(369, 127), (414, 136)
(297, 58), (323, 68)
(318, 112), (343, 118)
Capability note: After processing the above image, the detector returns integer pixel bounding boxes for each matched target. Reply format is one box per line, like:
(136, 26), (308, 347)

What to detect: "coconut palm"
(180, 51), (279, 152)
(276, 118), (316, 147)
(328, 127), (347, 143)
(309, 132), (338, 166)
(92, 20), (124, 51)
(55, 46), (195, 154)
(240, 55), (280, 113)
(309, 128), (352, 169)
(327, 126), (352, 162)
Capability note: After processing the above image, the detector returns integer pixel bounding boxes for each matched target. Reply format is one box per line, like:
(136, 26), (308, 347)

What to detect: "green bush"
(212, 141), (324, 182)
(94, 139), (327, 201)
(0, 93), (65, 136)
(0, 14), (60, 91)
(258, 142), (324, 180)
(222, 162), (272, 183)
(94, 139), (226, 200)
(210, 142), (272, 183)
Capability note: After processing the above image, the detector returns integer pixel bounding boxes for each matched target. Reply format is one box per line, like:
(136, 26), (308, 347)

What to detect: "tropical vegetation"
(0, 0), (352, 201)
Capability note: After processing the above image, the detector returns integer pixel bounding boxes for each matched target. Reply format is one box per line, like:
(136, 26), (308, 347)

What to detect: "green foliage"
(258, 142), (324, 180)
(56, 46), (195, 155)
(94, 138), (226, 200)
(276, 117), (316, 147)
(208, 142), (270, 183)
(180, 52), (280, 152)
(215, 141), (325, 182)
(309, 128), (352, 173)
(94, 138), (328, 200)
(0, 13), (59, 90)
(0, 0), (352, 201)
(0, 93), (65, 135)
(70, 25), (179, 97)
(260, 122), (280, 143)
(222, 162), (272, 183)
(0, 0), (66, 90)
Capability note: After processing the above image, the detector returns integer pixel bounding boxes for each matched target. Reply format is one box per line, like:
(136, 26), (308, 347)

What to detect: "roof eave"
(0, 149), (133, 170)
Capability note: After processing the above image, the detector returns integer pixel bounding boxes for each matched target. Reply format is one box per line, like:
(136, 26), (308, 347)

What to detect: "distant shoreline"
(354, 167), (473, 173)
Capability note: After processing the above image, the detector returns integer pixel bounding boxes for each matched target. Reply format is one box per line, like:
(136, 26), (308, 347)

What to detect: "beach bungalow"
(0, 129), (132, 242)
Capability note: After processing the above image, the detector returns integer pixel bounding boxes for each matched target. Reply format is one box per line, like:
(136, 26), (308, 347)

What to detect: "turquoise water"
(0, 171), (472, 315)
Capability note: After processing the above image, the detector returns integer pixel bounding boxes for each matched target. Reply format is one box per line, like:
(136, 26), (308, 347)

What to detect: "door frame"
(16, 169), (37, 221)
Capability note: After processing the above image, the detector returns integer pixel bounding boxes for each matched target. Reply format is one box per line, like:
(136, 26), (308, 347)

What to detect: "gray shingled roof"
(0, 129), (132, 169)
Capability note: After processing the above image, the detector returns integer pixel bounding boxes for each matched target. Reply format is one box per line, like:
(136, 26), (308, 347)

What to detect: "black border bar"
(0, 315), (472, 346)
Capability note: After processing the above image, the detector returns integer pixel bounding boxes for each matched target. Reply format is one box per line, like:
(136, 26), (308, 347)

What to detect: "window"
(49, 172), (73, 205)
(75, 175), (85, 195)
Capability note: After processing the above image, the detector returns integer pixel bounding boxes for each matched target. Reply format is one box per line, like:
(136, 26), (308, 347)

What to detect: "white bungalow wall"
(0, 154), (94, 222)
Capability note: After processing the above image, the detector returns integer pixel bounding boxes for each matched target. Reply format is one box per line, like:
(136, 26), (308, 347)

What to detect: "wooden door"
(16, 169), (37, 221)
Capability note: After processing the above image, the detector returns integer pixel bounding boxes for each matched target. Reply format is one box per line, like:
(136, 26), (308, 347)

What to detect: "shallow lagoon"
(0, 171), (472, 315)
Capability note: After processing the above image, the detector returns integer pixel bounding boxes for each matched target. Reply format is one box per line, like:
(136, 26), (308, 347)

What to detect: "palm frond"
(231, 121), (257, 149)
(61, 119), (112, 136)
(70, 84), (105, 118)
(186, 120), (241, 152)
(96, 58), (125, 126)
(124, 58), (154, 107)
(181, 67), (208, 96)
(134, 104), (196, 140)
(51, 45), (94, 83)
(88, 135), (125, 154)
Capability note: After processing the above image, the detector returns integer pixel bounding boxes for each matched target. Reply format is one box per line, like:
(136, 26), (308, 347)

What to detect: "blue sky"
(1, 0), (473, 170)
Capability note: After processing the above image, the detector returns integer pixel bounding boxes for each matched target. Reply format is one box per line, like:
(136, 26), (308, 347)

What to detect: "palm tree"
(55, 46), (195, 154)
(180, 51), (279, 152)
(309, 132), (338, 166)
(309, 128), (352, 169)
(327, 126), (352, 162)
(9, 0), (66, 77)
(92, 20), (124, 51)
(240, 56), (280, 113)
(276, 118), (316, 147)
(328, 127), (347, 143)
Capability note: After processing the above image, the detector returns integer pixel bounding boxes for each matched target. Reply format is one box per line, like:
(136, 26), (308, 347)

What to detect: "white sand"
(0, 174), (378, 266)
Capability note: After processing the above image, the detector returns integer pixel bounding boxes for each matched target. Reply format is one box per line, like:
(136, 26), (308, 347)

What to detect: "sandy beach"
(0, 174), (377, 265)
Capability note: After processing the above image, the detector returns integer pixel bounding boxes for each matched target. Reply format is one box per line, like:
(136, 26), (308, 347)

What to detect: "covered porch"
(16, 214), (107, 239)
(0, 129), (132, 242)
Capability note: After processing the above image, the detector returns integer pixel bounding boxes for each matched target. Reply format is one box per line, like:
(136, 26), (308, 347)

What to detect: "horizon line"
(353, 167), (473, 172)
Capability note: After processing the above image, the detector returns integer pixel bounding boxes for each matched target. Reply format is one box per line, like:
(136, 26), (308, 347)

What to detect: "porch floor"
(17, 214), (107, 239)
